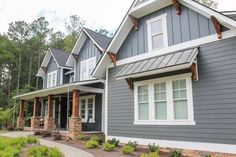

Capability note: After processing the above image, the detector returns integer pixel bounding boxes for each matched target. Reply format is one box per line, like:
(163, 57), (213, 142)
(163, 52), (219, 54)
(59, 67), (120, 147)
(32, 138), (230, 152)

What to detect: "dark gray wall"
(117, 5), (227, 60)
(108, 36), (236, 145)
(43, 57), (61, 89)
(75, 38), (102, 81)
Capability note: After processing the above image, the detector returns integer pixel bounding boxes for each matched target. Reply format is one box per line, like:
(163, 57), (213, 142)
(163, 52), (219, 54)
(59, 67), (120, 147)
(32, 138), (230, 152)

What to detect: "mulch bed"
(42, 136), (170, 157)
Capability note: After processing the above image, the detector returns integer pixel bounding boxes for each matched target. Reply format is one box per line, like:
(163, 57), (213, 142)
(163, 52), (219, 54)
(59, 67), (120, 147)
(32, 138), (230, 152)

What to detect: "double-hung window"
(146, 14), (168, 52)
(47, 71), (57, 88)
(79, 95), (95, 123)
(134, 73), (195, 125)
(80, 57), (96, 81)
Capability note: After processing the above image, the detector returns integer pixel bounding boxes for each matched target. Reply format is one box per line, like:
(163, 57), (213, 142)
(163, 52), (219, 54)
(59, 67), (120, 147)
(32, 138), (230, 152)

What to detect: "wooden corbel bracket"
(211, 16), (222, 39)
(107, 52), (116, 66)
(125, 78), (134, 90)
(172, 0), (181, 15)
(128, 14), (139, 30)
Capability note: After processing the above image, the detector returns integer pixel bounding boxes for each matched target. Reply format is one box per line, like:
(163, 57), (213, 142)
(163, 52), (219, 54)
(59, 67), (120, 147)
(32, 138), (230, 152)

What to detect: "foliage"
(53, 131), (62, 140)
(34, 130), (43, 136)
(90, 135), (103, 145)
(169, 149), (182, 157)
(27, 146), (62, 157)
(195, 0), (218, 9)
(141, 152), (159, 157)
(103, 142), (116, 151)
(0, 107), (13, 129)
(107, 138), (119, 147)
(76, 134), (85, 141)
(85, 140), (99, 149)
(121, 144), (135, 154)
(0, 136), (38, 157)
(148, 143), (159, 153)
(127, 141), (138, 150)
(41, 130), (52, 137)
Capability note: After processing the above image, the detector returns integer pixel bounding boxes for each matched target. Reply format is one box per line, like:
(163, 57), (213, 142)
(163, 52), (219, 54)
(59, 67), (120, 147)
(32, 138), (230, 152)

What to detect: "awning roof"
(13, 79), (104, 100)
(115, 48), (198, 80)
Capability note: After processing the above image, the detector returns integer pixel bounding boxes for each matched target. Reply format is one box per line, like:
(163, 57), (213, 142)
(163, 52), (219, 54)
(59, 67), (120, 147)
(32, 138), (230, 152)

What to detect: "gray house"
(92, 0), (236, 155)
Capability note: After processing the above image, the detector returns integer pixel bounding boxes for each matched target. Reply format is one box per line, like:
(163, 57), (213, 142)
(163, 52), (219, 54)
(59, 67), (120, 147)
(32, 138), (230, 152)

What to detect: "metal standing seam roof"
(50, 48), (71, 67)
(115, 47), (199, 79)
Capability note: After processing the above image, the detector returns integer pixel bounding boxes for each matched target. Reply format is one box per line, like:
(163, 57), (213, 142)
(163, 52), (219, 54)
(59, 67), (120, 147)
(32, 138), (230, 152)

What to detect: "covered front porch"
(13, 80), (105, 138)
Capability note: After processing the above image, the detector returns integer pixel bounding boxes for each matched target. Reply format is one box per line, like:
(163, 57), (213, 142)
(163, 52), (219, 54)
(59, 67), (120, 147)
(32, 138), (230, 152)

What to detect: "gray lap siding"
(107, 36), (236, 145)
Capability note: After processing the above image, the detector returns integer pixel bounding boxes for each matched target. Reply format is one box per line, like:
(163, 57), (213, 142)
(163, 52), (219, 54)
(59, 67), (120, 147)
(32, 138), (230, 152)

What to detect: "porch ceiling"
(13, 79), (105, 100)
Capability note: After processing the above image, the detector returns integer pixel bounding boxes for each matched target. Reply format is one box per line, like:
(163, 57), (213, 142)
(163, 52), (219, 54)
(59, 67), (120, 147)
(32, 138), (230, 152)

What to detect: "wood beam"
(172, 0), (181, 15)
(33, 97), (39, 117)
(191, 63), (198, 81)
(211, 16), (222, 39)
(125, 78), (134, 90)
(47, 95), (53, 117)
(107, 52), (116, 66)
(128, 14), (139, 30)
(72, 90), (79, 117)
(72, 53), (79, 61)
(19, 100), (25, 117)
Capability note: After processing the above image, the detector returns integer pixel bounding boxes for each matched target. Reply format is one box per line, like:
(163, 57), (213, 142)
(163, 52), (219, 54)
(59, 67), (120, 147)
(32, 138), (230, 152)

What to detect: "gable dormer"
(66, 28), (111, 82)
(36, 48), (71, 89)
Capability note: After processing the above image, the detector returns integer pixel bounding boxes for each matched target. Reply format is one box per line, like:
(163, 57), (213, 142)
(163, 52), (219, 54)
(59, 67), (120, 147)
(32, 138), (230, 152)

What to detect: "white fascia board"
(92, 54), (111, 79)
(70, 29), (86, 55)
(48, 48), (61, 68)
(36, 68), (45, 77)
(41, 50), (51, 68)
(83, 29), (104, 52)
(65, 55), (74, 67)
(116, 63), (191, 80)
(180, 0), (236, 30)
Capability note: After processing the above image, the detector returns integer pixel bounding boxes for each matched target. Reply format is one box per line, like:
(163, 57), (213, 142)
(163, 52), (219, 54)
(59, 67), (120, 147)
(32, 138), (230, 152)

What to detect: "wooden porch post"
(44, 95), (55, 130)
(17, 100), (25, 128)
(69, 89), (82, 139)
(31, 97), (41, 131)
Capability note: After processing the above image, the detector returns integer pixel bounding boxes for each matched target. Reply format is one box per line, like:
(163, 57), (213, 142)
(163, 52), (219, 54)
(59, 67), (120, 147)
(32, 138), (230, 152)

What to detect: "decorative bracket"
(211, 16), (222, 39)
(72, 53), (79, 61)
(41, 67), (47, 73)
(172, 0), (181, 15)
(107, 52), (116, 66)
(125, 78), (134, 90)
(128, 14), (139, 30)
(191, 63), (198, 81)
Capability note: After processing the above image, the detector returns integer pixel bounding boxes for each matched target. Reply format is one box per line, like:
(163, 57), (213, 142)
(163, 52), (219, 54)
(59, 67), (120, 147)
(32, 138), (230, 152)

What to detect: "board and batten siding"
(75, 38), (102, 81)
(117, 5), (228, 60)
(43, 58), (61, 89)
(108, 36), (236, 145)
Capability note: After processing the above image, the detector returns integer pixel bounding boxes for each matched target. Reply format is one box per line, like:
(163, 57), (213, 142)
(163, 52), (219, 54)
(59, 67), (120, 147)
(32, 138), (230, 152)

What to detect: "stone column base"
(31, 117), (41, 131)
(69, 117), (82, 139)
(44, 117), (55, 131)
(17, 116), (25, 128)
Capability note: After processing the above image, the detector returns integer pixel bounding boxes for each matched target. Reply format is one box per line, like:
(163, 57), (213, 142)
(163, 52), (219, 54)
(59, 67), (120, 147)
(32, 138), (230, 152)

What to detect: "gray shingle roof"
(50, 48), (70, 67)
(84, 28), (112, 50)
(115, 48), (198, 79)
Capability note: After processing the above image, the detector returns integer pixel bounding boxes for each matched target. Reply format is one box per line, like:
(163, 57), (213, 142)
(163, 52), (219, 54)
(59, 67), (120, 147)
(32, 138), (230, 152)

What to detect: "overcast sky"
(0, 0), (235, 34)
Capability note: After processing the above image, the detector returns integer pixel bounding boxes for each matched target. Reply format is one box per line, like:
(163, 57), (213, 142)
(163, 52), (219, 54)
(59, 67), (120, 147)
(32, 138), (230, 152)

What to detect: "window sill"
(133, 121), (196, 125)
(82, 120), (96, 123)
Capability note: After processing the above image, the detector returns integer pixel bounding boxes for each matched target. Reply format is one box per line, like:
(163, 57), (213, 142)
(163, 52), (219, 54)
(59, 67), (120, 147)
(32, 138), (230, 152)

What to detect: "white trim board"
(107, 135), (236, 154)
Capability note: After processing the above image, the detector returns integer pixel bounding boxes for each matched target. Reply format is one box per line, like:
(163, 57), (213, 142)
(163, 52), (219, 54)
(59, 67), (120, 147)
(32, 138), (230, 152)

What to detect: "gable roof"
(65, 27), (112, 66)
(36, 48), (71, 77)
(92, 0), (236, 79)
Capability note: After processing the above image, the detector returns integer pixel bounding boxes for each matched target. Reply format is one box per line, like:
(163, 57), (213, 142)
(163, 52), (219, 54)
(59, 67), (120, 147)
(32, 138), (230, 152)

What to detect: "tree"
(196, 0), (218, 9)
(49, 31), (65, 50)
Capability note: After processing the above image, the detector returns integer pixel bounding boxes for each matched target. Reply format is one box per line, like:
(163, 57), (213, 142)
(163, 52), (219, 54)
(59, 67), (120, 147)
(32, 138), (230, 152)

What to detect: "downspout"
(66, 87), (70, 131)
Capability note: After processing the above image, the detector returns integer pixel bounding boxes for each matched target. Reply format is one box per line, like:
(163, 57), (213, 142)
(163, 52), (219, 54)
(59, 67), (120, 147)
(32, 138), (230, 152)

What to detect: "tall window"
(47, 71), (57, 88)
(80, 57), (96, 81)
(79, 95), (95, 123)
(146, 14), (168, 52)
(134, 74), (194, 125)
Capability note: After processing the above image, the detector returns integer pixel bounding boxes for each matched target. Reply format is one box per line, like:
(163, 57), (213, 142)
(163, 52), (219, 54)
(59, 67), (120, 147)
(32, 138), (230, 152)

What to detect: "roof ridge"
(83, 27), (112, 39)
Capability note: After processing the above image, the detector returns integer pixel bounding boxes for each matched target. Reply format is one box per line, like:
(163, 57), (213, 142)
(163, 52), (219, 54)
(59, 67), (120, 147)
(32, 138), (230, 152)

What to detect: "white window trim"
(134, 73), (195, 125)
(146, 13), (168, 52)
(79, 95), (96, 123)
(80, 57), (96, 81)
(47, 70), (57, 88)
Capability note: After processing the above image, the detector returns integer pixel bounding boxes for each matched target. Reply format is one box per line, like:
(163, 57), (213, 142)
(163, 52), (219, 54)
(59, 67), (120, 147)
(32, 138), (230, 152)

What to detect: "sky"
(0, 0), (235, 34)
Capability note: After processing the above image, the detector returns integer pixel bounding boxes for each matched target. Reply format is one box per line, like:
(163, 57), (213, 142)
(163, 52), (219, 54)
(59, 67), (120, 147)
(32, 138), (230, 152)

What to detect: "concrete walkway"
(1, 131), (94, 157)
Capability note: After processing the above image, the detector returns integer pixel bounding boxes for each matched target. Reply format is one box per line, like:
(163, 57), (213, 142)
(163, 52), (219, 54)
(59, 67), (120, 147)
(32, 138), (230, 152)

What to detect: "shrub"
(121, 144), (135, 154)
(76, 134), (85, 141)
(141, 152), (159, 157)
(85, 140), (99, 149)
(34, 130), (43, 136)
(7, 125), (14, 131)
(27, 146), (62, 157)
(103, 142), (116, 151)
(53, 131), (62, 141)
(107, 138), (119, 147)
(42, 131), (52, 137)
(26, 136), (38, 144)
(90, 135), (103, 145)
(148, 143), (159, 153)
(127, 141), (138, 150)
(169, 149), (182, 157)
